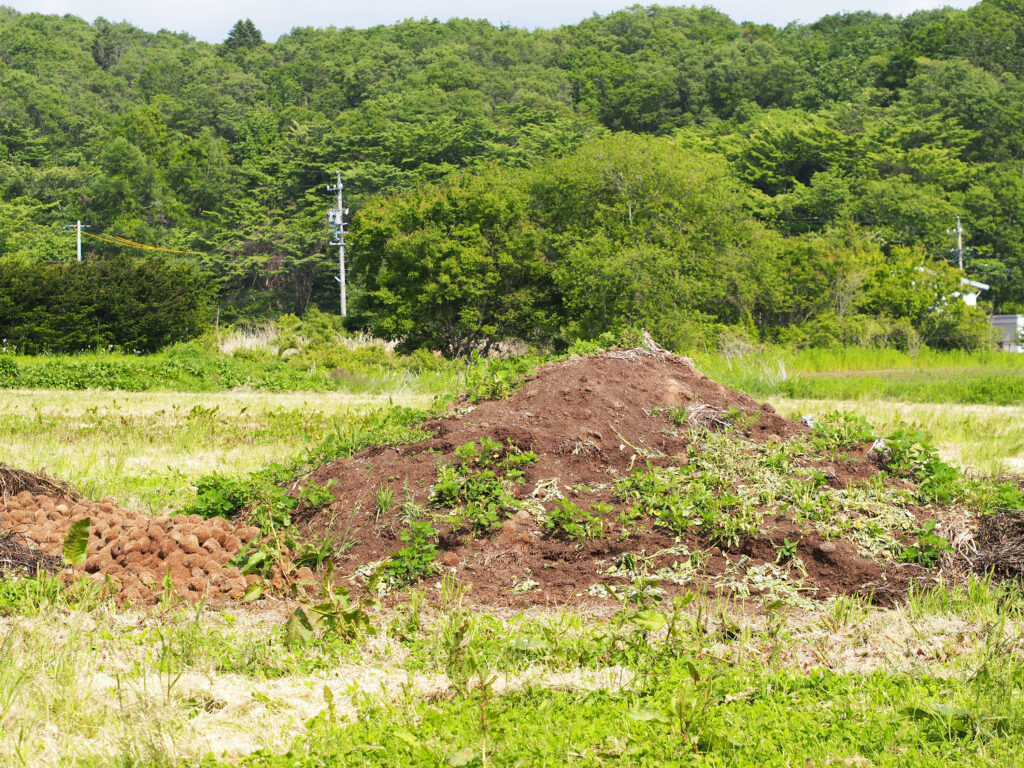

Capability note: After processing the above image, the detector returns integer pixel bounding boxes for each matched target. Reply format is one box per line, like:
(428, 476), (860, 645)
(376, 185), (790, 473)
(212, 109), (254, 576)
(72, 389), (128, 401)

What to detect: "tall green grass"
(777, 371), (1024, 405)
(696, 346), (1024, 405)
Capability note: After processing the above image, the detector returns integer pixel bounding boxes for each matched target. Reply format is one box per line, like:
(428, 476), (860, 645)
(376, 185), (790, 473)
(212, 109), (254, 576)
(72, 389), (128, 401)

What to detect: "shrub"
(0, 355), (17, 385)
(0, 255), (213, 353)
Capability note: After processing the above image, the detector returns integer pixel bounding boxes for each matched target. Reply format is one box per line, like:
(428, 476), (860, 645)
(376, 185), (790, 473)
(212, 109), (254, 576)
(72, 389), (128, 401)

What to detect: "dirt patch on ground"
(293, 347), (929, 609)
(0, 346), (943, 608)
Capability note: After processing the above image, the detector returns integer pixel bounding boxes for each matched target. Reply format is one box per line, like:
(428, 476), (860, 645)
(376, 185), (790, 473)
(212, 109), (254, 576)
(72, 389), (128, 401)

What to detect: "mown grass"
(0, 390), (433, 513)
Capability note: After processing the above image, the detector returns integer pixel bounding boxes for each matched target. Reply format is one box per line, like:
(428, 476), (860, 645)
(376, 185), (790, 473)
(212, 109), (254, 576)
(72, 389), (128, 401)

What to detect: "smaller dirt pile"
(1, 490), (269, 604)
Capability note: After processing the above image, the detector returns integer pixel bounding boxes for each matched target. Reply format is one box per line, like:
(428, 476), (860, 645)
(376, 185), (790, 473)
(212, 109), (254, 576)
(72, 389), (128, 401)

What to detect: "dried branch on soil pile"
(0, 465), (77, 503)
(974, 511), (1024, 580)
(685, 403), (732, 431)
(0, 532), (63, 576)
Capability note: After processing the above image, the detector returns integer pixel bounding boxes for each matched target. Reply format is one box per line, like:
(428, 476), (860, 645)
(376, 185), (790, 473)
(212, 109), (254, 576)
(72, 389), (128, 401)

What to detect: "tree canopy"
(1, 2), (1021, 351)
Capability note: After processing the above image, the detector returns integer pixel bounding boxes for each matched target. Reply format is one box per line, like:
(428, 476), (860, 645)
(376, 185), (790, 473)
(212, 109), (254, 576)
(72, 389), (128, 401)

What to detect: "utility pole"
(948, 216), (964, 272)
(326, 172), (348, 317)
(61, 220), (90, 262)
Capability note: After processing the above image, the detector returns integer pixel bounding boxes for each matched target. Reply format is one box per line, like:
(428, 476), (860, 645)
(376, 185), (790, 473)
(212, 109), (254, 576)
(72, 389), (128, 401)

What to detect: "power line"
(81, 230), (204, 256)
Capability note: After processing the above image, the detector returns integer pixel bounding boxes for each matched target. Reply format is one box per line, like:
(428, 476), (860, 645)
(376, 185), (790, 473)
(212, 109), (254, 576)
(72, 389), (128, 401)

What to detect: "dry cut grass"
(0, 577), (1020, 767)
(773, 397), (1024, 476)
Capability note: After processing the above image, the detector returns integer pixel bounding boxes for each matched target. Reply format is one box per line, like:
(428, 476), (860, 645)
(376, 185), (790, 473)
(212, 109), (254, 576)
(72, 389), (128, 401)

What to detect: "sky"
(6, 1), (979, 42)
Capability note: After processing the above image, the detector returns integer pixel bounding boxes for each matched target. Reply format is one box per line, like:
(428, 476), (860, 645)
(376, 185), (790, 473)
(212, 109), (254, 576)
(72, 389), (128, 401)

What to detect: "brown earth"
(293, 347), (928, 608)
(0, 345), (933, 608)
(0, 491), (308, 604)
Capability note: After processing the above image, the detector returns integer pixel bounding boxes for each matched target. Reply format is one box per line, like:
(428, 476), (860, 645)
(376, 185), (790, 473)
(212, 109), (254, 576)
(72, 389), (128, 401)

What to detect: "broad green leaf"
(901, 706), (939, 721)
(394, 730), (418, 747)
(510, 636), (547, 652)
(242, 582), (263, 601)
(674, 593), (696, 609)
(627, 709), (670, 724)
(632, 609), (666, 631)
(446, 746), (478, 766)
(63, 518), (91, 566)
(239, 551), (267, 574)
(673, 680), (697, 715)
(283, 607), (314, 647)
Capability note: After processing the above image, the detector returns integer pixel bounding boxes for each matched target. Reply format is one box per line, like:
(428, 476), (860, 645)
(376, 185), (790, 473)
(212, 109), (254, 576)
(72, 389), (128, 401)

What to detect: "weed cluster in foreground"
(1, 561), (1023, 768)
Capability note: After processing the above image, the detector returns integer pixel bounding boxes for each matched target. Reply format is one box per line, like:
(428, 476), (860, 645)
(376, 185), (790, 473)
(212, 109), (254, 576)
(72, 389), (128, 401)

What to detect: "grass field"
(0, 575), (1021, 767)
(4, 383), (1021, 517)
(2, 348), (1024, 767)
(774, 398), (1024, 476)
(0, 389), (433, 513)
(698, 346), (1024, 406)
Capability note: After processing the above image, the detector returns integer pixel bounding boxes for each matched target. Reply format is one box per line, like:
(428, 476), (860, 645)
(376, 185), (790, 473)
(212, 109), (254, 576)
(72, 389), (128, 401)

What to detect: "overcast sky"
(6, 1), (978, 42)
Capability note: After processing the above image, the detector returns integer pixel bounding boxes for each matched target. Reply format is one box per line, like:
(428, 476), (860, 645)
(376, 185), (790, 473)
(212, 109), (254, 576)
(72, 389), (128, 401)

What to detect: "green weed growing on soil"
(177, 405), (436, 581)
(372, 520), (439, 593)
(431, 438), (538, 537)
(283, 564), (374, 647)
(898, 520), (953, 567)
(541, 498), (607, 541)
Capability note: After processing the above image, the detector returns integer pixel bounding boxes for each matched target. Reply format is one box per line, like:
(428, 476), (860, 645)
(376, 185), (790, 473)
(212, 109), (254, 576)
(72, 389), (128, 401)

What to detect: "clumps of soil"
(0, 491), (279, 604)
(295, 345), (930, 608)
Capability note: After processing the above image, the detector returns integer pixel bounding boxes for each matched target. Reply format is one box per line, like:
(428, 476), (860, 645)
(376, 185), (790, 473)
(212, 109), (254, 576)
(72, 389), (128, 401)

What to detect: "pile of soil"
(295, 346), (929, 607)
(0, 491), (287, 604)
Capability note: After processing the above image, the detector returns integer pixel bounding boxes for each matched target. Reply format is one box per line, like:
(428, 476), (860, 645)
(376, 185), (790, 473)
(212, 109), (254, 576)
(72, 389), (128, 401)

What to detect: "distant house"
(958, 278), (989, 307)
(990, 314), (1024, 352)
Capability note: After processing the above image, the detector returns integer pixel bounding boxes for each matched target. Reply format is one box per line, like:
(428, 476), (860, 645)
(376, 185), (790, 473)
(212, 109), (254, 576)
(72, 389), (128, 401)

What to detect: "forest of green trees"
(2, 2), (1023, 353)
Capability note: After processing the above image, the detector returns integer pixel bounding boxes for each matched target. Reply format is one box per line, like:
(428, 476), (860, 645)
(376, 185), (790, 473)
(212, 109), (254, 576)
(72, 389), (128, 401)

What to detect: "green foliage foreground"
(231, 659), (1024, 767)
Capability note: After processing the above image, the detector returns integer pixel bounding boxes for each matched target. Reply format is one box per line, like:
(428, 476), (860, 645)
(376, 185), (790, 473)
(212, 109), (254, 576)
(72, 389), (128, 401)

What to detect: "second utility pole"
(950, 216), (964, 271)
(327, 172), (348, 317)
(61, 220), (90, 262)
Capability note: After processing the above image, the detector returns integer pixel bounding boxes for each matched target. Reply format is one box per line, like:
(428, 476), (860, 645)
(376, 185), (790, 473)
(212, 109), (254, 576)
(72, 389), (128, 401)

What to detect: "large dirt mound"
(296, 347), (928, 608)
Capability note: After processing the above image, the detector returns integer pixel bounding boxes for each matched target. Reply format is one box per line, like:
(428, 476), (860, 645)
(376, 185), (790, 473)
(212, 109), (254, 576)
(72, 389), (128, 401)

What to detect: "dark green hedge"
(0, 256), (213, 353)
